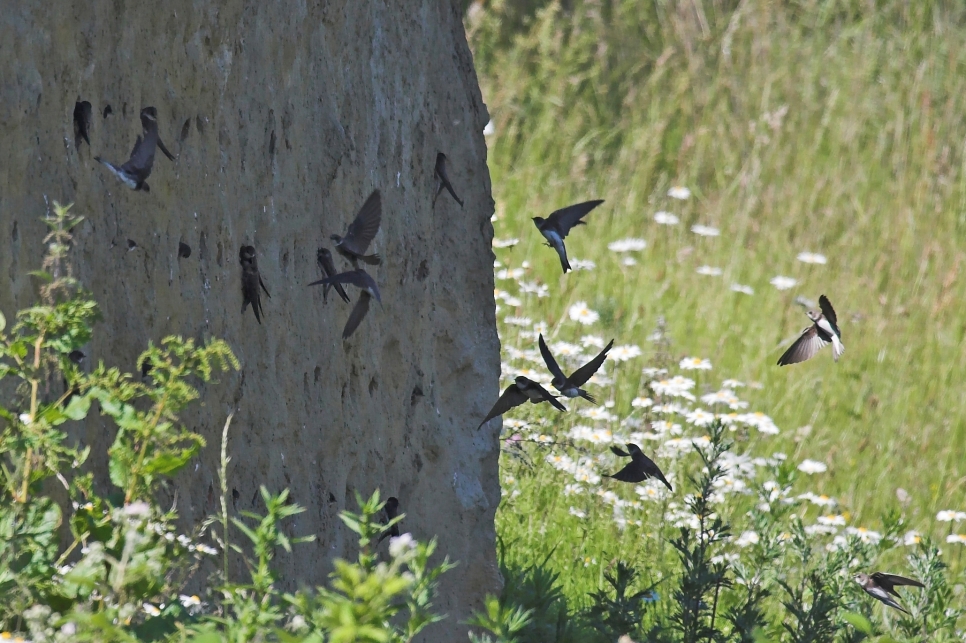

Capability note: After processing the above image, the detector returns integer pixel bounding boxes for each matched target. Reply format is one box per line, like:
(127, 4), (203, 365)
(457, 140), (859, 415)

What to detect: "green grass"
(467, 0), (966, 639)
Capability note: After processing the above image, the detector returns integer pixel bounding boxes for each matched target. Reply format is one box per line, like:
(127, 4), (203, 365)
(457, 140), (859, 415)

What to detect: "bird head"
(514, 375), (531, 388)
(317, 247), (332, 262)
(239, 245), (256, 263)
(329, 234), (343, 244)
(140, 107), (158, 122)
(626, 443), (643, 455)
(806, 310), (822, 322)
(531, 217), (545, 226)
(853, 573), (869, 585)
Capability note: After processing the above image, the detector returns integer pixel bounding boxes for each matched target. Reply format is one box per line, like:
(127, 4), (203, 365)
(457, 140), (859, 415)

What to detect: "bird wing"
(531, 382), (567, 411)
(638, 452), (673, 491)
(871, 573), (924, 594)
(865, 585), (909, 613)
(309, 269), (377, 293)
(127, 134), (146, 165)
(545, 200), (604, 238)
(478, 385), (529, 428)
(569, 339), (614, 386)
(342, 291), (372, 339)
(777, 325), (828, 365)
(341, 190), (382, 255)
(606, 461), (646, 483)
(818, 295), (839, 333)
(259, 275), (271, 299)
(537, 334), (567, 382)
(609, 445), (630, 457)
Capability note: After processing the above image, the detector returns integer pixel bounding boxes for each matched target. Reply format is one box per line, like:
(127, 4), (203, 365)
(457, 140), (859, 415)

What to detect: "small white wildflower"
(797, 459), (828, 474)
(568, 302), (600, 325)
(679, 357), (712, 371)
(696, 265), (722, 276)
(569, 507), (587, 519)
(143, 603), (161, 616)
(389, 533), (417, 559)
(796, 252), (827, 265)
(570, 258), (596, 271)
(503, 316), (532, 327)
(730, 283), (754, 295)
(945, 534), (966, 544)
(903, 531), (922, 546)
(195, 544), (218, 556)
(496, 268), (524, 280)
(631, 396), (653, 408)
(492, 237), (519, 248)
(735, 531), (759, 547)
(654, 211), (680, 225)
(609, 345), (642, 362)
(668, 186), (691, 200)
(846, 526), (882, 544)
(622, 257), (637, 266)
(608, 238), (647, 252)
(179, 594), (204, 616)
(770, 275), (797, 290)
(691, 224), (720, 237)
(817, 514), (846, 526)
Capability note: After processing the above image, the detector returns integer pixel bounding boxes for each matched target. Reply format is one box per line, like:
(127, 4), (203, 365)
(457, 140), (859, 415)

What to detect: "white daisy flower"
(496, 268), (524, 280)
(686, 409), (716, 427)
(608, 238), (647, 252)
(568, 302), (600, 325)
(631, 396), (653, 408)
(679, 357), (712, 370)
(503, 316), (532, 327)
(770, 275), (797, 290)
(846, 526), (882, 544)
(503, 295), (522, 307)
(945, 534), (966, 544)
(570, 258), (596, 271)
(569, 507), (587, 519)
(722, 379), (745, 388)
(817, 514), (847, 526)
(143, 602), (161, 616)
(691, 224), (720, 237)
(796, 252), (827, 265)
(735, 531), (760, 547)
(903, 531), (922, 546)
(519, 281), (550, 297)
(654, 211), (680, 225)
(797, 459), (827, 474)
(696, 266), (722, 276)
(492, 237), (519, 248)
(730, 283), (754, 295)
(609, 345), (642, 362)
(622, 257), (638, 266)
(581, 335), (606, 349)
(668, 186), (691, 200)
(564, 483), (585, 496)
(936, 510), (966, 522)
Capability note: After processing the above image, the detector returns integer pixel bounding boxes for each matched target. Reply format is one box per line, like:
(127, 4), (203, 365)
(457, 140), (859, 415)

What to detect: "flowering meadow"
(469, 0), (966, 640)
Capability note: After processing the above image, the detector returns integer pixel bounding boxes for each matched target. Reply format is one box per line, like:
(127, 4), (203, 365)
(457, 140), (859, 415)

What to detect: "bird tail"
(832, 337), (845, 362)
(578, 389), (597, 405)
(558, 247), (571, 273)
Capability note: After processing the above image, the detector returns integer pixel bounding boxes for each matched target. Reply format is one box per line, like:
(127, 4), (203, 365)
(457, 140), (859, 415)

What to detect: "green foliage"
(0, 204), (457, 642)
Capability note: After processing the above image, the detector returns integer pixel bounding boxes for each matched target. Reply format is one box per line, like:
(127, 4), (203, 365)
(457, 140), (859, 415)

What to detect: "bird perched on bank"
(316, 247), (350, 304)
(309, 269), (380, 339)
(433, 152), (463, 208)
(478, 376), (566, 429)
(777, 294), (844, 365)
(331, 190), (382, 267)
(94, 106), (175, 192)
(239, 245), (271, 324)
(854, 572), (924, 614)
(377, 497), (402, 544)
(605, 444), (672, 490)
(532, 200), (604, 273)
(538, 334), (613, 404)
(73, 100), (92, 148)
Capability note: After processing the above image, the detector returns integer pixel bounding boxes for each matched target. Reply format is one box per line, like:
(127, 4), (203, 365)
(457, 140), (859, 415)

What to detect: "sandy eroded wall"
(0, 1), (500, 636)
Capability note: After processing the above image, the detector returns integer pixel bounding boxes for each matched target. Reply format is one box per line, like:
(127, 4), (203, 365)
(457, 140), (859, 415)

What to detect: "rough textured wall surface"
(0, 1), (500, 636)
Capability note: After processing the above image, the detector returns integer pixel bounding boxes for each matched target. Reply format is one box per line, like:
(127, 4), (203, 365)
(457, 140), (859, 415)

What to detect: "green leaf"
(841, 612), (874, 636)
(62, 393), (92, 420)
(144, 447), (200, 476)
(109, 451), (131, 490)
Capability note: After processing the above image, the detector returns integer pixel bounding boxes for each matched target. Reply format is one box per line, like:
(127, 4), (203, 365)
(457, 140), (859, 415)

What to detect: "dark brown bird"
(73, 100), (93, 148)
(532, 200), (604, 273)
(478, 376), (567, 429)
(316, 247), (350, 304)
(239, 245), (271, 324)
(95, 106), (175, 192)
(433, 152), (463, 208)
(854, 572), (923, 614)
(377, 496), (401, 544)
(308, 269), (380, 339)
(606, 444), (672, 490)
(331, 190), (382, 267)
(538, 334), (613, 404)
(777, 295), (844, 365)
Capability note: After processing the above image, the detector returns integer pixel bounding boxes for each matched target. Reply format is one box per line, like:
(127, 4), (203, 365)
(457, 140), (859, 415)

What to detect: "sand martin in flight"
(777, 294), (844, 365)
(538, 334), (613, 404)
(532, 200), (604, 273)
(331, 190), (382, 267)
